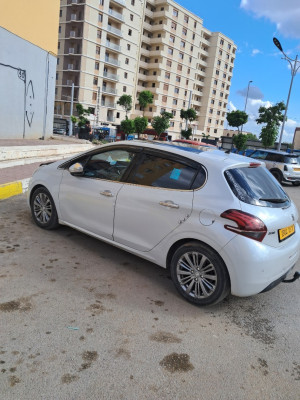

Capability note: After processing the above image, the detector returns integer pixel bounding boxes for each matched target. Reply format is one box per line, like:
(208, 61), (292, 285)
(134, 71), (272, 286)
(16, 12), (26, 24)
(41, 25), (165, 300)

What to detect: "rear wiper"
(259, 198), (287, 203)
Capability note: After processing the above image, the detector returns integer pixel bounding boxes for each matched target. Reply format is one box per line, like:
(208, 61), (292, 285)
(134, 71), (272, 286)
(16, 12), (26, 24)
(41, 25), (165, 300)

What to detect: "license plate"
(293, 167), (300, 171)
(278, 224), (295, 242)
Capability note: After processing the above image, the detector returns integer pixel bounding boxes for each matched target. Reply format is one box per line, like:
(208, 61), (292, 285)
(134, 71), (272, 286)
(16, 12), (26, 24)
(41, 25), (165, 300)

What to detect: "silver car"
(249, 149), (300, 186)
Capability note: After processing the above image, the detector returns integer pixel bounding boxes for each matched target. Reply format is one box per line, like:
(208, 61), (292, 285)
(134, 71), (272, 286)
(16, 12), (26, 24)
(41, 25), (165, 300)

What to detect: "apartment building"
(55, 0), (236, 139)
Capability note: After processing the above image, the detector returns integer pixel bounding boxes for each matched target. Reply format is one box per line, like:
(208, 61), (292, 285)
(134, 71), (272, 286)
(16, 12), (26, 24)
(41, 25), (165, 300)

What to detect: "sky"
(179, 0), (300, 143)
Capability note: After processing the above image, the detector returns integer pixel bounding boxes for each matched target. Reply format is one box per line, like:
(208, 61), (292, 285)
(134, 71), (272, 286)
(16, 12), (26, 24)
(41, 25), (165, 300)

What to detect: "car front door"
(59, 147), (137, 239)
(113, 150), (203, 252)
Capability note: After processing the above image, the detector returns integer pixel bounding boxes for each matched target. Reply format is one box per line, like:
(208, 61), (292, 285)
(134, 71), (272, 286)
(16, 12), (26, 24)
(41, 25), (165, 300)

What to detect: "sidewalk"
(0, 136), (94, 200)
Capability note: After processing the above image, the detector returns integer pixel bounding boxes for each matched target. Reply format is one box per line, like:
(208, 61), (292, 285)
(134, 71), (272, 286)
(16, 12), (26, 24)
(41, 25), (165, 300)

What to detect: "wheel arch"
(29, 184), (48, 205)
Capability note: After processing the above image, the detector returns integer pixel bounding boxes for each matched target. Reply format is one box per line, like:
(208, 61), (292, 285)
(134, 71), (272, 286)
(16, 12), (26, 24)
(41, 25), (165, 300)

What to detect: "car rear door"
(113, 149), (202, 252)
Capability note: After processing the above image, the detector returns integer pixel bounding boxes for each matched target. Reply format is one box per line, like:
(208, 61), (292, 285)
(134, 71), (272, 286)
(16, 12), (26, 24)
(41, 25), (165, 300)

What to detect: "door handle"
(100, 190), (113, 197)
(159, 201), (179, 209)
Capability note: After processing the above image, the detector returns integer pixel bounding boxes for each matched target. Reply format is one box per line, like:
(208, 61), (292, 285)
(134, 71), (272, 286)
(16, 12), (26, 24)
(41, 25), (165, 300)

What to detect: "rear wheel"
(170, 242), (230, 306)
(270, 169), (283, 184)
(31, 187), (59, 230)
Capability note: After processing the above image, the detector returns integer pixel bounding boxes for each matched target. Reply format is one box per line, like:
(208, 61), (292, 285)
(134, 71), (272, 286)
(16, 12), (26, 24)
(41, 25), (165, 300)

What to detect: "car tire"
(30, 187), (59, 230)
(270, 169), (283, 184)
(292, 182), (300, 186)
(170, 241), (230, 306)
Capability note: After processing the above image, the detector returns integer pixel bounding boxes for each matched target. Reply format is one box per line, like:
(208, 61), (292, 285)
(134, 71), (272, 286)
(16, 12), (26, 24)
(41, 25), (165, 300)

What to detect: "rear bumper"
(219, 227), (300, 297)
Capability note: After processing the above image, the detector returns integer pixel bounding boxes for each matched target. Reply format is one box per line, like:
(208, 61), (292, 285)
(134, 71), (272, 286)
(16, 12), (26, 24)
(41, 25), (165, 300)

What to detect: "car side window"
(83, 149), (135, 181)
(126, 152), (199, 190)
(266, 153), (284, 162)
(251, 150), (267, 160)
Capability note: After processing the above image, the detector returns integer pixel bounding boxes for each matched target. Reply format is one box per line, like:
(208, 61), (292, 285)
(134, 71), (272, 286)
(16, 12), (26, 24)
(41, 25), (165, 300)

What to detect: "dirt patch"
(150, 331), (182, 344)
(292, 362), (300, 380)
(0, 297), (32, 312)
(159, 353), (194, 373)
(115, 348), (131, 359)
(9, 375), (20, 386)
(82, 351), (98, 362)
(61, 374), (79, 384)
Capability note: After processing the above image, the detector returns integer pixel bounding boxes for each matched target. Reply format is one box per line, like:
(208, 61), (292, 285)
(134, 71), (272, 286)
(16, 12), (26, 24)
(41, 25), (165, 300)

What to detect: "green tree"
(233, 133), (248, 153)
(180, 108), (197, 128)
(134, 116), (148, 138)
(72, 103), (93, 127)
(226, 110), (248, 133)
(120, 119), (135, 137)
(138, 90), (154, 114)
(181, 128), (192, 140)
(256, 101), (286, 148)
(117, 95), (132, 119)
(152, 112), (172, 138)
(246, 133), (258, 141)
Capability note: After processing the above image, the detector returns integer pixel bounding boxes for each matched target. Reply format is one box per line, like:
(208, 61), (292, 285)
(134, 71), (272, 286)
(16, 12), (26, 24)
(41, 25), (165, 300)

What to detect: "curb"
(0, 178), (30, 200)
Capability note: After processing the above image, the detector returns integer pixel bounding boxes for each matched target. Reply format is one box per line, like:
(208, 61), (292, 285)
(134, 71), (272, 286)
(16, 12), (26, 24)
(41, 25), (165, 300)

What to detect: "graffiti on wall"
(0, 63), (34, 138)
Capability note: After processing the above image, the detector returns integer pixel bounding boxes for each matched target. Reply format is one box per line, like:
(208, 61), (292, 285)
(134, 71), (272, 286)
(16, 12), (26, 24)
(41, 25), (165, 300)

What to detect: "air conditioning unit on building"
(68, 64), (74, 70)
(71, 14), (77, 20)
(70, 31), (76, 38)
(67, 80), (73, 85)
(69, 48), (75, 54)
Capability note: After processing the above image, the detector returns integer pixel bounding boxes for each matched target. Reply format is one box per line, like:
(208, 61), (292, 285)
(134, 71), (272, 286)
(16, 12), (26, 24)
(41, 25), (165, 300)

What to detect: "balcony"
(101, 101), (116, 108)
(104, 56), (120, 66)
(105, 41), (121, 52)
(102, 86), (117, 95)
(107, 25), (122, 37)
(103, 71), (118, 81)
(110, 0), (126, 7)
(144, 8), (154, 18)
(108, 9), (123, 21)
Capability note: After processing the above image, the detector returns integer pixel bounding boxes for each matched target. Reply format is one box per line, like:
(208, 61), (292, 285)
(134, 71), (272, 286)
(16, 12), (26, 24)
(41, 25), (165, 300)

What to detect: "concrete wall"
(0, 28), (56, 139)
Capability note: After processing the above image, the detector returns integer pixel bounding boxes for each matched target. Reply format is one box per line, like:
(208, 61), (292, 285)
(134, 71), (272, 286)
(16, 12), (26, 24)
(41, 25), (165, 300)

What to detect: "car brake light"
(220, 209), (267, 242)
(249, 162), (261, 168)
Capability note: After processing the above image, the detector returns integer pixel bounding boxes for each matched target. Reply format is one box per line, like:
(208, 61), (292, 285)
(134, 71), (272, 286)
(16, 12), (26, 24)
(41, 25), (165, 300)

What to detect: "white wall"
(0, 27), (56, 139)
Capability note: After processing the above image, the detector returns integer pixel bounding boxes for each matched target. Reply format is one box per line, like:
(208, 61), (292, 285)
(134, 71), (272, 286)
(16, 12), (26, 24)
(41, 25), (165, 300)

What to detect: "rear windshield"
(284, 155), (299, 164)
(224, 166), (290, 208)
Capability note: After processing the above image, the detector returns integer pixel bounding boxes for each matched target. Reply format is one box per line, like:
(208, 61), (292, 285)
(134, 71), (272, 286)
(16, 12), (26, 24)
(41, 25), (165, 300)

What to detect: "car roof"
(104, 140), (255, 169)
(252, 149), (296, 156)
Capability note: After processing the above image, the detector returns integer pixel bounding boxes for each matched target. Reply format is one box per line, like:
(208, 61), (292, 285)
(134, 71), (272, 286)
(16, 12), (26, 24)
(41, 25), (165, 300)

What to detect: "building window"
(219, 101), (222, 106)
(194, 21), (197, 28)
(93, 77), (98, 85)
(162, 96), (167, 102)
(186, 79), (189, 85)
(225, 63), (228, 69)
(228, 44), (231, 49)
(180, 40), (185, 48)
(98, 13), (103, 22)
(163, 84), (169, 91)
(220, 92), (224, 97)
(172, 110), (176, 116)
(170, 121), (174, 127)
(57, 58), (59, 65)
(220, 39), (224, 45)
(174, 87), (179, 94)
(189, 56), (192, 63)
(58, 26), (61, 33)
(171, 22), (177, 30)
(123, 86), (126, 92)
(127, 44), (131, 50)
(58, 42), (60, 49)
(125, 58), (129, 64)
(173, 9), (178, 17)
(214, 79), (217, 85)
(190, 45), (193, 51)
(97, 30), (101, 39)
(56, 73), (58, 80)
(212, 89), (216, 95)
(128, 29), (132, 36)
(184, 90), (187, 96)
(95, 62), (99, 70)
(116, 112), (120, 118)
(187, 68), (190, 74)
(216, 70), (219, 75)
(130, 14), (133, 21)
(209, 109), (213, 114)
(173, 99), (177, 105)
(124, 72), (128, 78)
(218, 60), (221, 66)
(184, 15), (189, 23)
(223, 73), (226, 78)
(182, 28), (187, 36)
(179, 53), (184, 59)
(178, 64), (182, 71)
(96, 46), (100, 55)
(165, 72), (170, 79)
(192, 33), (195, 40)
(156, 46), (159, 50)
(167, 59), (172, 67)
(131, 0), (135, 5)
(176, 76), (181, 82)
(219, 50), (222, 55)
(211, 99), (215, 104)
(170, 35), (175, 43)
(93, 92), (97, 100)
(208, 118), (212, 123)
(217, 111), (220, 115)
(59, 10), (62, 17)
(152, 83), (155, 87)
(153, 71), (157, 75)
(168, 47), (173, 55)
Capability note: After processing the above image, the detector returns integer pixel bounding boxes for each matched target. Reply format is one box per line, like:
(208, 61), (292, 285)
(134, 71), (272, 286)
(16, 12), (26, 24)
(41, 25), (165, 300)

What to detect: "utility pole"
(69, 83), (74, 136)
(241, 80), (252, 133)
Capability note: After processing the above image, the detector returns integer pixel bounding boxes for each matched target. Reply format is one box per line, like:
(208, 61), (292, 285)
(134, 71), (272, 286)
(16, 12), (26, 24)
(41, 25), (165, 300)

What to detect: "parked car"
(28, 141), (300, 306)
(53, 128), (66, 135)
(249, 149), (300, 186)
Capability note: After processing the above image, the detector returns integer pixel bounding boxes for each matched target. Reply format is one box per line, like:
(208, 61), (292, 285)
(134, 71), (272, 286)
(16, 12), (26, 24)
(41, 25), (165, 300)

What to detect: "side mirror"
(69, 162), (84, 176)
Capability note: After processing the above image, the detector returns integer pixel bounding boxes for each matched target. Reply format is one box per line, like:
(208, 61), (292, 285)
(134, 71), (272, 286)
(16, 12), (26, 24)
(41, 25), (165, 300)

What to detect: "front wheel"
(170, 242), (230, 306)
(30, 187), (59, 230)
(271, 169), (283, 184)
(292, 181), (300, 186)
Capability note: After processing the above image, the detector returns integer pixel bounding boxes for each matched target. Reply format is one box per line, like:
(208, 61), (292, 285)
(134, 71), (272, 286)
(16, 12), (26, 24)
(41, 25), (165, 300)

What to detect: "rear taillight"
(220, 209), (267, 242)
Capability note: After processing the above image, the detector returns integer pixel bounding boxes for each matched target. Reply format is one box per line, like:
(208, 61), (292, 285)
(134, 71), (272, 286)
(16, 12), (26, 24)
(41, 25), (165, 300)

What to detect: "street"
(0, 187), (299, 400)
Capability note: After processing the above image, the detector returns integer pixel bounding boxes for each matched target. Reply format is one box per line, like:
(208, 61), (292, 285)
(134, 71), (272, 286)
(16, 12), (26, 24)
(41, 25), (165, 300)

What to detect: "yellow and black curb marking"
(0, 178), (30, 200)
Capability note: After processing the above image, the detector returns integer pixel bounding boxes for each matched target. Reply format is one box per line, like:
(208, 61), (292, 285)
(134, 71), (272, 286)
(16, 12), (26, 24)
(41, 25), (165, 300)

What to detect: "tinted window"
(266, 153), (284, 162)
(224, 166), (290, 208)
(83, 149), (135, 181)
(284, 155), (299, 164)
(127, 153), (199, 190)
(250, 150), (268, 160)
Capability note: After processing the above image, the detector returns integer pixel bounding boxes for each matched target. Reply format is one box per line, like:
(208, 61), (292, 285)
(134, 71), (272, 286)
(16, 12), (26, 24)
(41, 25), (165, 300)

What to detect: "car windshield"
(224, 166), (290, 208)
(284, 155), (299, 164)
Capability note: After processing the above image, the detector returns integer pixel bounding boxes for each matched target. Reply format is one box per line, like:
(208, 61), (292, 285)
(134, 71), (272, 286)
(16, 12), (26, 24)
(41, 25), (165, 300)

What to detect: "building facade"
(293, 127), (300, 150)
(55, 0), (236, 140)
(0, 0), (59, 139)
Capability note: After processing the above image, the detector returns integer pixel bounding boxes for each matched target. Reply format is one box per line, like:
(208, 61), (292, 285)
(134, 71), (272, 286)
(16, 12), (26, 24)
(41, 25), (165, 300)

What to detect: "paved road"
(0, 186), (299, 400)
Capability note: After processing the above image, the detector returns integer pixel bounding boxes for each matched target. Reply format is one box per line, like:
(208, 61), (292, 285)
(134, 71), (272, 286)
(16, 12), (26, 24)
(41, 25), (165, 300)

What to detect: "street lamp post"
(273, 37), (300, 151)
(241, 80), (252, 133)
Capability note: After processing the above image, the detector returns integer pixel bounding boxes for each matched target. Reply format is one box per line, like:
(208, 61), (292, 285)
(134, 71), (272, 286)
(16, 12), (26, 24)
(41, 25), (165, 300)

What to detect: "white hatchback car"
(28, 141), (300, 306)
